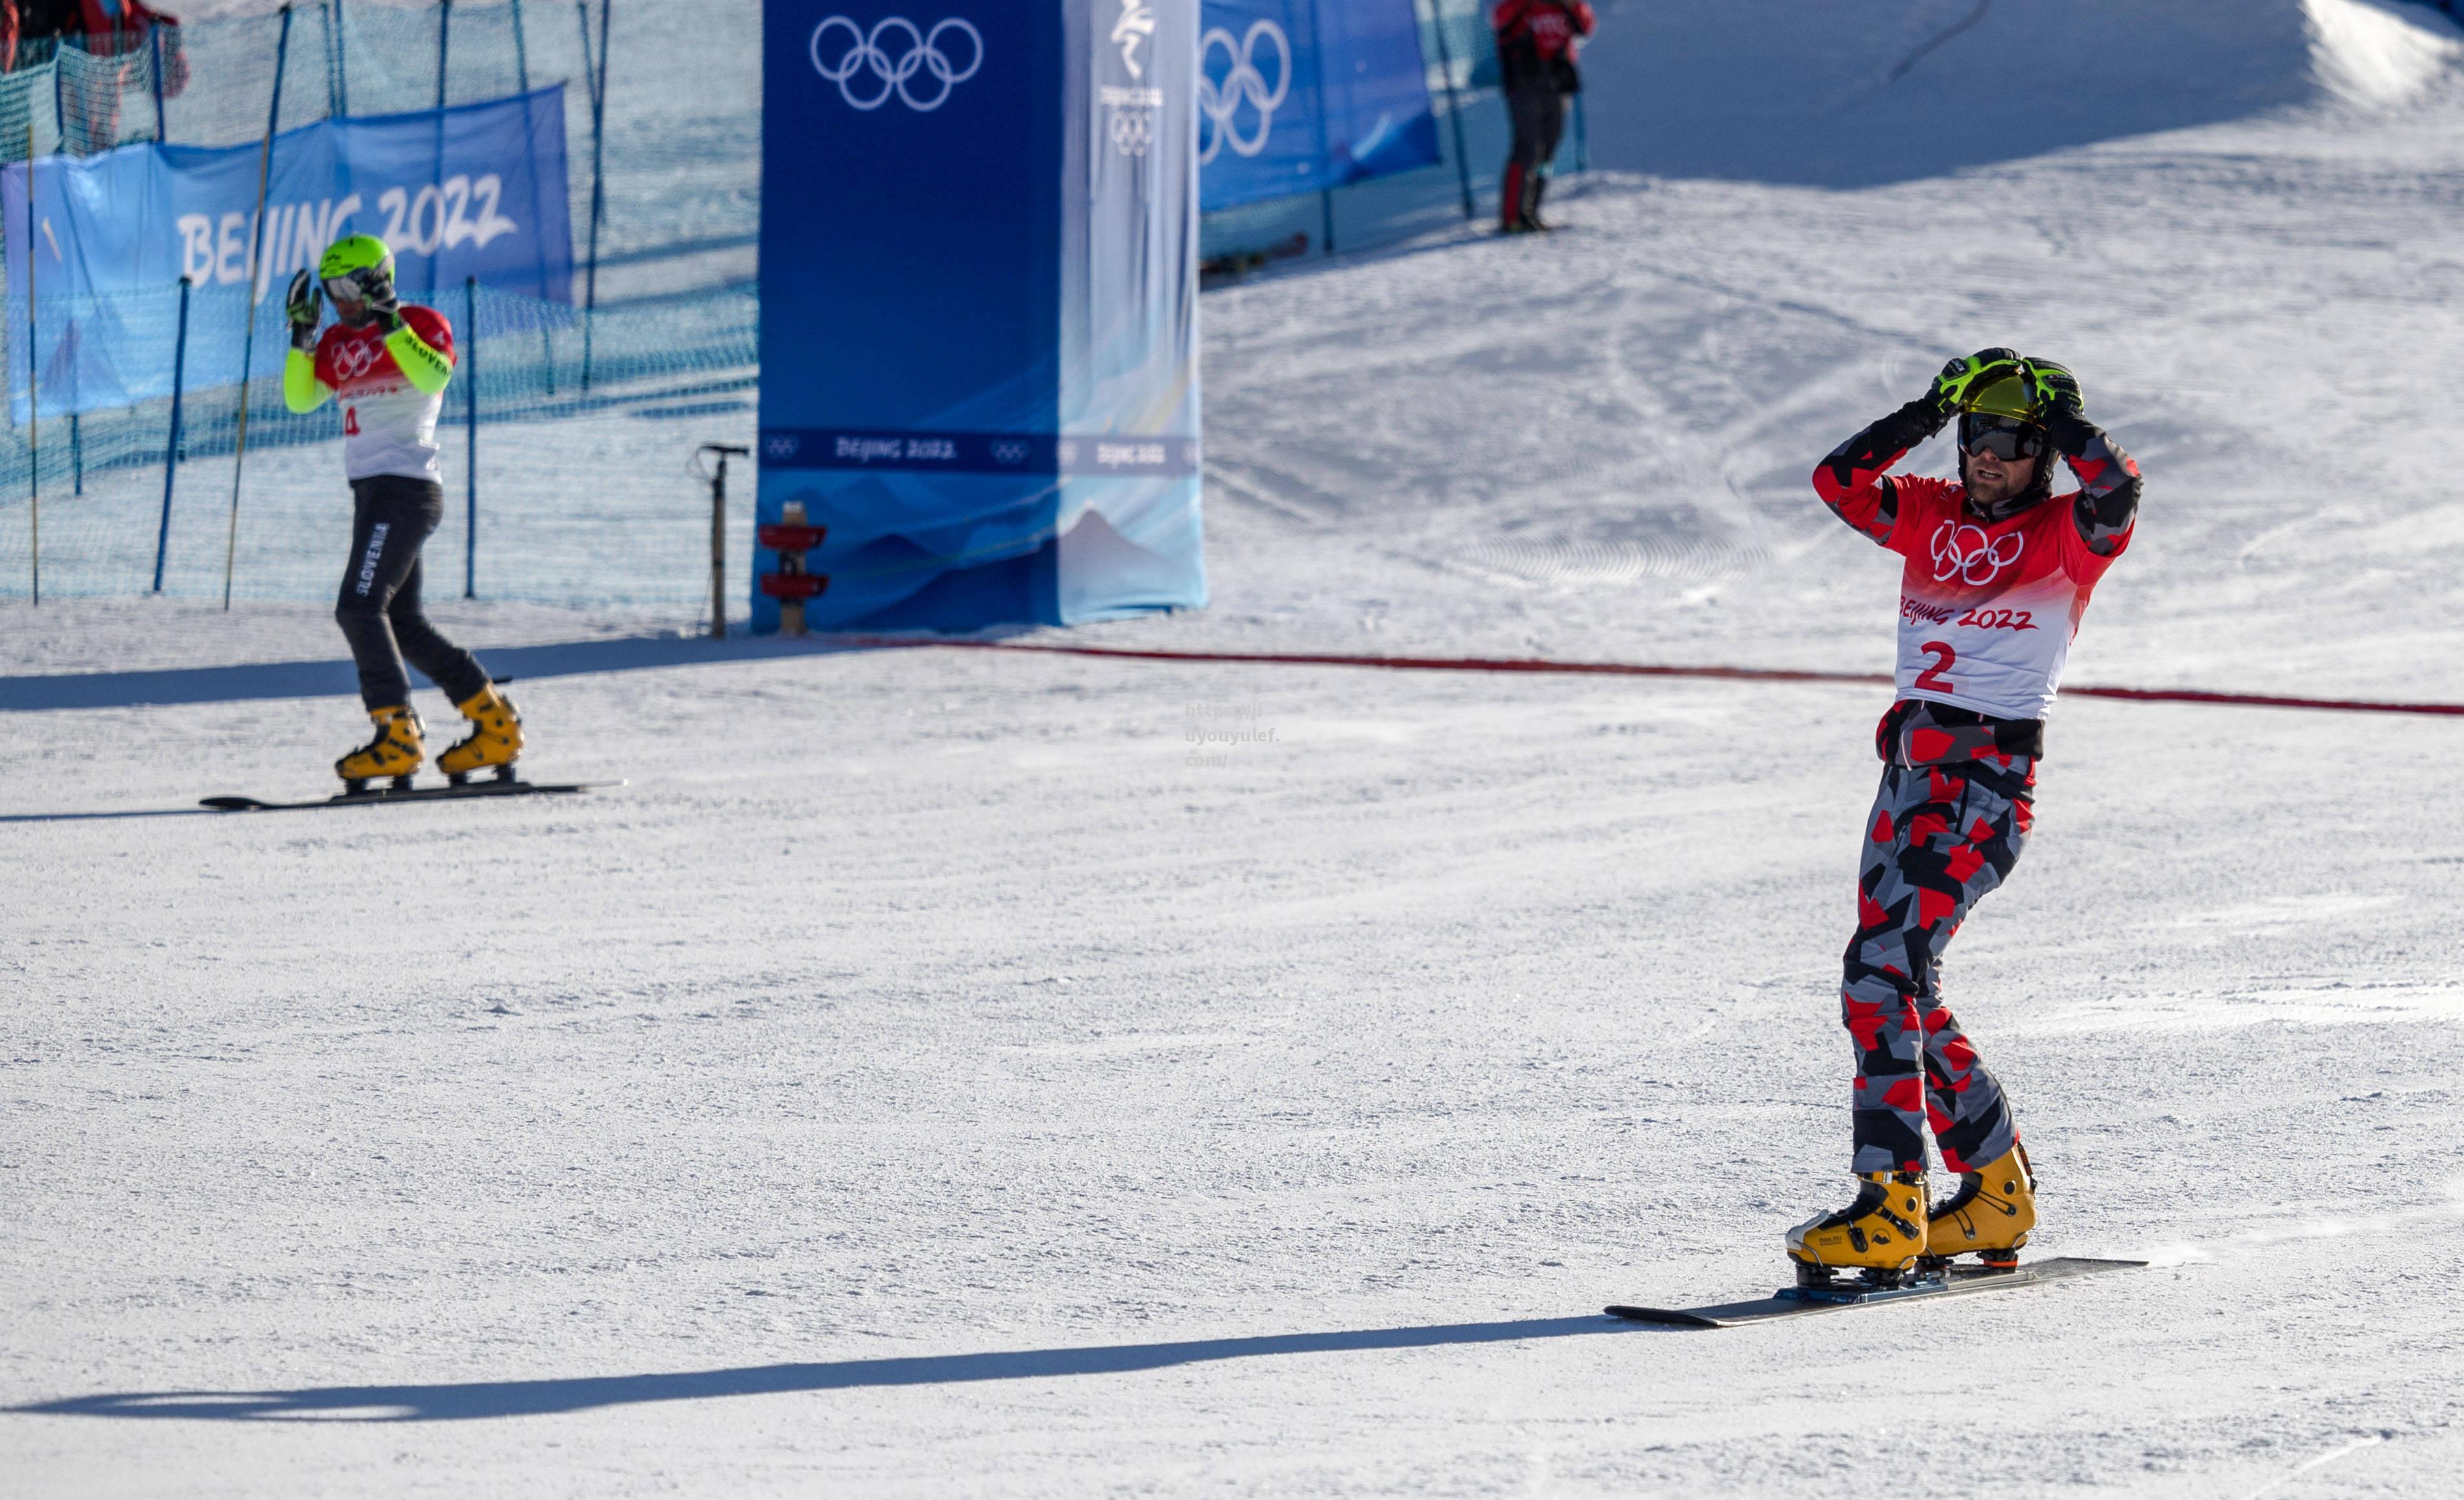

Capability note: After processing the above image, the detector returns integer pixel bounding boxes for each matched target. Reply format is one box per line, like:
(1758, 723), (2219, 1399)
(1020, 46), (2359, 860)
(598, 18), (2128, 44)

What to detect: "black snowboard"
(1606, 1257), (2146, 1329)
(201, 778), (621, 812)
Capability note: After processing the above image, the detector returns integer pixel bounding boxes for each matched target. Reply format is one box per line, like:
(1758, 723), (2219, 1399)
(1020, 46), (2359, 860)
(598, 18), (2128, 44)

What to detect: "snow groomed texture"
(821, 638), (2464, 717)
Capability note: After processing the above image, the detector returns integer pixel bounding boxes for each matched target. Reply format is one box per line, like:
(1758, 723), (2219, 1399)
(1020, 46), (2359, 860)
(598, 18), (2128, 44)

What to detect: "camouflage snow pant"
(1841, 753), (2033, 1175)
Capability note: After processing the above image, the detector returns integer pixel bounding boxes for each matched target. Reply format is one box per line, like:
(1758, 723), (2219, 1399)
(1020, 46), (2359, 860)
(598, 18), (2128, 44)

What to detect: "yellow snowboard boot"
(337, 705), (425, 790)
(1926, 1143), (2036, 1267)
(1787, 1172), (1929, 1278)
(436, 684), (524, 783)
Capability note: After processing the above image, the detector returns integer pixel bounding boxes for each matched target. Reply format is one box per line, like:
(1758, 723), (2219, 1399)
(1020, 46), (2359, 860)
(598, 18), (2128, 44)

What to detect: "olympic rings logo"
(331, 339), (381, 382)
(1929, 520), (2024, 586)
(810, 16), (984, 112)
(1197, 20), (1289, 163)
(1110, 108), (1154, 156)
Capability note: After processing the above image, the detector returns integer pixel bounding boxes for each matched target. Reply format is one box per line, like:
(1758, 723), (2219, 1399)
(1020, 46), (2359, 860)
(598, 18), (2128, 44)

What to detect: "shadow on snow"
(0, 633), (915, 714)
(12, 1315), (1647, 1423)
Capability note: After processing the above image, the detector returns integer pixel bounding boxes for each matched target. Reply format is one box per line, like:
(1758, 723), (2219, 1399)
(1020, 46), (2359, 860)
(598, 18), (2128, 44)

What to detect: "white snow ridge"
(8, 0), (2464, 1496)
(2306, 0), (2461, 107)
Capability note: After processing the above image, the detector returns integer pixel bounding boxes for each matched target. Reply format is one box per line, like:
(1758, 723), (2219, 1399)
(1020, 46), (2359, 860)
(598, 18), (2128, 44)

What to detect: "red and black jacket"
(1491, 0), (1593, 94)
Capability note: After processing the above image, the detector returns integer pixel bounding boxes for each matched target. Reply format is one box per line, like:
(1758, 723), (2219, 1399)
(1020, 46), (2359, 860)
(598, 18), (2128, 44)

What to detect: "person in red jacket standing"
(1491, 0), (1593, 233)
(1784, 350), (2142, 1288)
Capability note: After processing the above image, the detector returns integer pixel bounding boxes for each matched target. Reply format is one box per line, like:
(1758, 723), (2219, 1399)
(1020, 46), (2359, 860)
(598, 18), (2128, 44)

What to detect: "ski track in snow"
(8, 2), (2464, 1495)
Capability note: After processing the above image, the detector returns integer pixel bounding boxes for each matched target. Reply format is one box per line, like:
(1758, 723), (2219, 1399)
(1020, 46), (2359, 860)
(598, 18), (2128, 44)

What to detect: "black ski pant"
(335, 475), (490, 711)
(1501, 84), (1566, 227)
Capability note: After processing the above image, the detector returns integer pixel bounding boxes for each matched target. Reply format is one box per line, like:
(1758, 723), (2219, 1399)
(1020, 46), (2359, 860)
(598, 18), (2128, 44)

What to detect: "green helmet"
(318, 234), (393, 285)
(1963, 372), (2043, 424)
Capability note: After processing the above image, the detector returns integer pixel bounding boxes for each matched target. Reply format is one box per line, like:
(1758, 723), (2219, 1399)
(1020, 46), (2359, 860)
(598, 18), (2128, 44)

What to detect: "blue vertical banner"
(1196, 0), (1438, 212)
(757, 0), (1205, 632)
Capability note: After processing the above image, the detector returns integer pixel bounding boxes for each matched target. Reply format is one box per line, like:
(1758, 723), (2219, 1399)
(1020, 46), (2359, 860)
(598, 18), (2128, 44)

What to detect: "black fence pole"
(150, 23), (169, 142)
(153, 275), (191, 593)
(464, 276), (477, 599)
(580, 0), (611, 390)
(332, 0), (349, 117)
(436, 0), (451, 111)
(221, 2), (294, 612)
(511, 0), (530, 91)
(1424, 0), (1475, 219)
(25, 122), (40, 609)
(1305, 0), (1335, 255)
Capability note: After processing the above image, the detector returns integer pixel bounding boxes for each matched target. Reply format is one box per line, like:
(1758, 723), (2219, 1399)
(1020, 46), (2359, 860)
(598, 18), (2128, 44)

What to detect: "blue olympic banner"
(3, 89), (571, 417)
(1197, 0), (1438, 212)
(757, 1), (1205, 633)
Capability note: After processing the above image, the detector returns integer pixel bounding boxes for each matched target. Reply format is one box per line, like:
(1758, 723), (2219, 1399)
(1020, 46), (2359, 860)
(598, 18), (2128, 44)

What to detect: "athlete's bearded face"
(1962, 446), (2037, 508)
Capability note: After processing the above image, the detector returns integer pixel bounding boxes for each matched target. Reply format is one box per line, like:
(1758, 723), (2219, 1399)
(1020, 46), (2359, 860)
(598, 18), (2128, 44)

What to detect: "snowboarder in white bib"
(284, 234), (524, 791)
(1788, 349), (2142, 1285)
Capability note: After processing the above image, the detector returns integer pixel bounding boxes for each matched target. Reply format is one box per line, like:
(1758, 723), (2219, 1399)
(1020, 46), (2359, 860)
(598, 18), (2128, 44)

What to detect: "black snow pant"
(1502, 84), (1566, 229)
(335, 475), (490, 711)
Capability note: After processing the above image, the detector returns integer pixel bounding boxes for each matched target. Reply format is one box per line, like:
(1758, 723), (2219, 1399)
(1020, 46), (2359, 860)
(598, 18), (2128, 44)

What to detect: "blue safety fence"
(0, 279), (754, 605)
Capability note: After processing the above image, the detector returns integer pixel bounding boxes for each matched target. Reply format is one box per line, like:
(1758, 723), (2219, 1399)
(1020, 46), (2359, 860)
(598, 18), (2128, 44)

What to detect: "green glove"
(1928, 347), (2025, 415)
(284, 268), (322, 351)
(2023, 358), (2083, 418)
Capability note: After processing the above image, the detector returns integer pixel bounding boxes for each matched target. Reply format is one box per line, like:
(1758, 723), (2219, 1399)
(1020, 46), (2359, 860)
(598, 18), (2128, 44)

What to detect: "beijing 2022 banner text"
(3, 89), (571, 416)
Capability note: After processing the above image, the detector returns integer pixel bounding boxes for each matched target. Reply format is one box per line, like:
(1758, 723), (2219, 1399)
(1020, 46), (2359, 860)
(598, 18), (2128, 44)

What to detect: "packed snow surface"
(8, 1), (2464, 1495)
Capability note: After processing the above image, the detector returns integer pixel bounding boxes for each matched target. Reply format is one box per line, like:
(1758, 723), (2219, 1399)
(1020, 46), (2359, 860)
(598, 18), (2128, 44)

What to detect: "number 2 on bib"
(1914, 640), (1957, 692)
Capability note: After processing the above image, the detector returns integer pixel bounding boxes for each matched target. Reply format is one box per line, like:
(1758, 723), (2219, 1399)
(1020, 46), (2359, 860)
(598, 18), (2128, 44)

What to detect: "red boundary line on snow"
(826, 637), (2464, 719)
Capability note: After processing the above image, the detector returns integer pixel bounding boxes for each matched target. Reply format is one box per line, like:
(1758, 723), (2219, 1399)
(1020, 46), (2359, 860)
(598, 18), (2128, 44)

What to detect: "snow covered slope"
(1578, 0), (2459, 184)
(8, 3), (2464, 1497)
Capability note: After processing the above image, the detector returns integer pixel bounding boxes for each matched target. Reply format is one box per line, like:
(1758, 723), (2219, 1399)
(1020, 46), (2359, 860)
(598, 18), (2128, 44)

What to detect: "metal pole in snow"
(25, 125), (40, 607)
(150, 23), (169, 143)
(580, 0), (610, 389)
(154, 275), (190, 593)
(464, 276), (477, 599)
(221, 3), (293, 613)
(1305, 0), (1335, 255)
(1424, 0), (1474, 219)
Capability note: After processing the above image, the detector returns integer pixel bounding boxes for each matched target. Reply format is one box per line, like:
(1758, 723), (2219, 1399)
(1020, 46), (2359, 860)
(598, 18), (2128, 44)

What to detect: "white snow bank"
(2307, 0), (2463, 107)
(1577, 0), (2461, 184)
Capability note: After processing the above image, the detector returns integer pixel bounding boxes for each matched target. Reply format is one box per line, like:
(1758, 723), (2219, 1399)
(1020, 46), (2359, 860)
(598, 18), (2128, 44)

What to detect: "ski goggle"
(1959, 413), (2047, 462)
(323, 274), (376, 304)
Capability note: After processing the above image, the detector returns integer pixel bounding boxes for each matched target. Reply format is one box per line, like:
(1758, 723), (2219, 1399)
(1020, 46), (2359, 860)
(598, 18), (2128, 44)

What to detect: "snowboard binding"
(1784, 1257), (1952, 1306)
(1792, 1259), (1948, 1293)
(341, 773), (417, 797)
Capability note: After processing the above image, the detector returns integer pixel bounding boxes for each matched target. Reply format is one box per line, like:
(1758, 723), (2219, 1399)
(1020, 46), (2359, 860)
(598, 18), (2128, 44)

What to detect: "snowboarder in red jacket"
(1785, 350), (2141, 1288)
(1491, 0), (1593, 232)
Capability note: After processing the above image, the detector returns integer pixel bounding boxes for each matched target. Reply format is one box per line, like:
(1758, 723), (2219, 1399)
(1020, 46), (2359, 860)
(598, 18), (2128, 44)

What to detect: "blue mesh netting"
(0, 0), (1559, 610)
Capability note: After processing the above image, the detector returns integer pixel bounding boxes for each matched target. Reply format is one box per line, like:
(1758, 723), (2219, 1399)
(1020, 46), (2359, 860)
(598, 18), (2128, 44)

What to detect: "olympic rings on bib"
(1930, 520), (2025, 586)
(810, 16), (985, 113)
(1197, 20), (1289, 163)
(331, 339), (382, 382)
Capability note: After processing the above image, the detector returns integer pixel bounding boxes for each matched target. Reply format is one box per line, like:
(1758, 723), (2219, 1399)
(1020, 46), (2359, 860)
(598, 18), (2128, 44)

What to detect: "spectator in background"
(1492, 0), (1593, 234)
(0, 0), (187, 147)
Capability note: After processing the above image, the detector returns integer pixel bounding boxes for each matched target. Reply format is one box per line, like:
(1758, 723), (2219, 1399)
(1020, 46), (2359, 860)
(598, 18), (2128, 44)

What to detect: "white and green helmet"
(318, 234), (393, 295)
